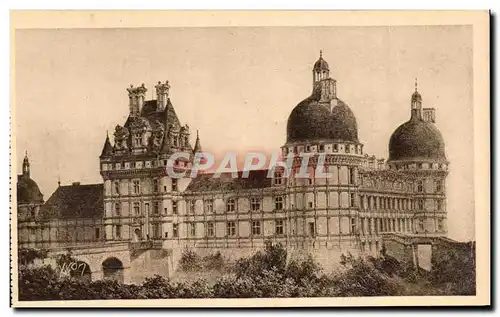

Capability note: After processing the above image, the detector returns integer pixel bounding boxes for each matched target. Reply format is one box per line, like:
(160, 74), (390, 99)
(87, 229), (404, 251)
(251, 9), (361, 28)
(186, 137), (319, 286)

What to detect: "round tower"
(388, 82), (448, 235)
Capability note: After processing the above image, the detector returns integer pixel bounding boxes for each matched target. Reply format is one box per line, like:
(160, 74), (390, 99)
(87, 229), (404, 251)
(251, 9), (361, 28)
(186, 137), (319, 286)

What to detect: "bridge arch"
(102, 257), (125, 283)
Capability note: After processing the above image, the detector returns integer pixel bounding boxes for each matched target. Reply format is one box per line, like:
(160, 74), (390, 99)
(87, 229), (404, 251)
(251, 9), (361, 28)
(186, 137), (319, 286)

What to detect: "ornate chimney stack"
(155, 80), (171, 111)
(127, 83), (147, 116)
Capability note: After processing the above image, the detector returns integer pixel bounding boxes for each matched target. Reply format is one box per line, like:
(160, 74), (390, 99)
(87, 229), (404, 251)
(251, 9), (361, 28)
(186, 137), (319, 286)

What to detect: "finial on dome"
(320, 50), (323, 58)
(415, 78), (418, 92)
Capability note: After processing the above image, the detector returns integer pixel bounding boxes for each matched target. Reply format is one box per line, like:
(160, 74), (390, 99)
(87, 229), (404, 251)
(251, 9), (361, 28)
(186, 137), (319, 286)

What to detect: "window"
(226, 198), (236, 212)
(172, 201), (178, 214)
(418, 199), (424, 210)
(114, 181), (120, 195)
(173, 136), (178, 147)
(153, 202), (160, 215)
(133, 202), (140, 216)
(437, 219), (444, 231)
(173, 223), (178, 237)
(274, 171), (283, 185)
(436, 180), (443, 193)
(153, 223), (161, 239)
(350, 218), (356, 234)
(275, 220), (284, 235)
(308, 201), (313, 209)
(345, 145), (350, 153)
(134, 133), (142, 147)
(417, 181), (424, 193)
(348, 167), (355, 185)
(350, 193), (356, 207)
(133, 180), (140, 194)
(95, 228), (100, 240)
(308, 178), (313, 185)
(252, 221), (261, 235)
(419, 219), (425, 231)
(189, 223), (196, 237)
(207, 222), (215, 237)
(115, 225), (122, 239)
(188, 200), (196, 214)
(275, 196), (284, 210)
(172, 178), (178, 191)
(437, 200), (443, 211)
(250, 198), (261, 211)
(308, 222), (316, 237)
(204, 199), (214, 213)
(145, 203), (150, 216)
(227, 221), (236, 236)
(417, 163), (423, 169)
(333, 144), (338, 152)
(163, 185), (167, 192)
(115, 203), (121, 216)
(153, 179), (159, 193)
(319, 144), (325, 152)
(306, 145), (311, 152)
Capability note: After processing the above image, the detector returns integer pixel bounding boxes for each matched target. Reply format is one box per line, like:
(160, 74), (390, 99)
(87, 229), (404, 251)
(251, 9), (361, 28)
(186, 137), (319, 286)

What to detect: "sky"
(14, 26), (474, 241)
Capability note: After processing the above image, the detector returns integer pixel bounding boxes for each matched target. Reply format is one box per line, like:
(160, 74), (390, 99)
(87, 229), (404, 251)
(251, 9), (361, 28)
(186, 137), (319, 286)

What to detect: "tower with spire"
(22, 151), (30, 178)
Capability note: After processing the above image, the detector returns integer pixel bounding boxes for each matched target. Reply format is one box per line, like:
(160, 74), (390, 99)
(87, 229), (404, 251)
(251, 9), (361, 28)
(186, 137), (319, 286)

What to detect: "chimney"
(377, 159), (385, 170)
(155, 80), (170, 111)
(127, 83), (147, 116)
(422, 108), (436, 123)
(368, 155), (376, 169)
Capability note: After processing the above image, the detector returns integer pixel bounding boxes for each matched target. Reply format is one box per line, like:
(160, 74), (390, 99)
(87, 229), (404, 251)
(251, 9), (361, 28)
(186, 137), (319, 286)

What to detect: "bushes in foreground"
(18, 242), (475, 300)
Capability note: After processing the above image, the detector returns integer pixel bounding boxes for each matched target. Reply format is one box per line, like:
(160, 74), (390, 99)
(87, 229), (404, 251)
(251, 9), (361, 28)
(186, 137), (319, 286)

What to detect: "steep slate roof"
(185, 169), (273, 192)
(39, 183), (103, 219)
(99, 134), (113, 158)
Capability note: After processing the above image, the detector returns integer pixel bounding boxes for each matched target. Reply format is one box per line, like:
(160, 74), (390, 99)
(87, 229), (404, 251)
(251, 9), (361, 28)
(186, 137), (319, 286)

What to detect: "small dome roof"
(313, 56), (329, 72)
(389, 117), (446, 162)
(286, 96), (332, 143)
(17, 174), (43, 205)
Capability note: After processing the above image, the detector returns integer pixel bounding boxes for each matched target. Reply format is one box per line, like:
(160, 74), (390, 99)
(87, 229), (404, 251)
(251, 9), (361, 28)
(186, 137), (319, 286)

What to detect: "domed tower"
(281, 52), (364, 253)
(388, 81), (448, 236)
(17, 152), (44, 221)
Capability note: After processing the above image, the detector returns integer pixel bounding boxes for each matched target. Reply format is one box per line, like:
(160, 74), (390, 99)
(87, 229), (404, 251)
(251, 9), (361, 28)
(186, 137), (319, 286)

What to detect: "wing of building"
(17, 52), (450, 281)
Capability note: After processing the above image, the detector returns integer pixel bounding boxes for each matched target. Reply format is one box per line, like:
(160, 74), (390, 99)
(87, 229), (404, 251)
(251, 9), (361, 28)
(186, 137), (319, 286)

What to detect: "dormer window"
(274, 171), (283, 185)
(333, 144), (338, 152)
(417, 181), (424, 193)
(134, 133), (142, 147)
(319, 144), (325, 152)
(173, 136), (178, 147)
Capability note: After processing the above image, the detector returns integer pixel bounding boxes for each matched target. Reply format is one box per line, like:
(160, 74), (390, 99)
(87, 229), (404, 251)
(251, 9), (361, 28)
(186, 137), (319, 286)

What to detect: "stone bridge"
(45, 241), (171, 284)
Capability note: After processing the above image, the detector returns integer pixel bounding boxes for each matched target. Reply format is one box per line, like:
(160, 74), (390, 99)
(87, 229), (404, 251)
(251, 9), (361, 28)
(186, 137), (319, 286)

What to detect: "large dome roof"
(331, 100), (358, 142)
(388, 117), (446, 162)
(286, 95), (359, 144)
(17, 174), (43, 205)
(286, 96), (332, 143)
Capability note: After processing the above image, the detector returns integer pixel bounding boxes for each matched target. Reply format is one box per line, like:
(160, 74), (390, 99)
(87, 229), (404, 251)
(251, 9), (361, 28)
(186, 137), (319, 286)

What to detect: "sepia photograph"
(10, 11), (490, 307)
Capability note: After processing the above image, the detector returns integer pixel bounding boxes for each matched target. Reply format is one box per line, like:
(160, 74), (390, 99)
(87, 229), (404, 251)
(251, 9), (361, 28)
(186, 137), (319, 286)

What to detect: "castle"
(17, 52), (448, 283)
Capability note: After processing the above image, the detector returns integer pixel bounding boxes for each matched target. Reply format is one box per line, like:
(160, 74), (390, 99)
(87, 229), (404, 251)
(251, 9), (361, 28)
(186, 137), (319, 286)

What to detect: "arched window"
(417, 181), (424, 192)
